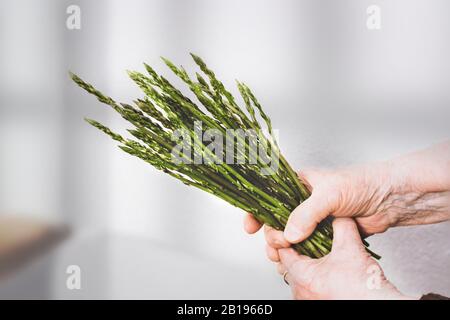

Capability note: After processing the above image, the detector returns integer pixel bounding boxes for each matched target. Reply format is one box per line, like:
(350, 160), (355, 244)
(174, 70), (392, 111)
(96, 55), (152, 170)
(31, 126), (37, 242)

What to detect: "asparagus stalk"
(70, 54), (380, 260)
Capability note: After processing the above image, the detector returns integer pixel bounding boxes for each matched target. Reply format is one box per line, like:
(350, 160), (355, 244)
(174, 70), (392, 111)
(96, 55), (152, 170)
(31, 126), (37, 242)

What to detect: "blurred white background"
(0, 0), (449, 299)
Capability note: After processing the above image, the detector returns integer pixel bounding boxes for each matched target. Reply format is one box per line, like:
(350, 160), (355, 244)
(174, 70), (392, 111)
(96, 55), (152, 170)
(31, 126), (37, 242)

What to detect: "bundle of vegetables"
(71, 54), (379, 259)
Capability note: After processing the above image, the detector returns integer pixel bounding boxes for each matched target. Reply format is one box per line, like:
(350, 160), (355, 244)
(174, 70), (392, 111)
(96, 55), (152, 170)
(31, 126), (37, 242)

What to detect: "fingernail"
(284, 225), (303, 242)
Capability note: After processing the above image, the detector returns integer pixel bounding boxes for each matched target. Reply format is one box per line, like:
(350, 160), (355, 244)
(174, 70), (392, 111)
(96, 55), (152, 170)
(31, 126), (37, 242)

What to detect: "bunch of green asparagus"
(71, 54), (379, 259)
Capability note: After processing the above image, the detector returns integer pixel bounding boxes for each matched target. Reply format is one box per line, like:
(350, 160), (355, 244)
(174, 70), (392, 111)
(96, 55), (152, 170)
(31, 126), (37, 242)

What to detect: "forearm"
(390, 140), (450, 192)
(383, 140), (450, 226)
(379, 189), (450, 227)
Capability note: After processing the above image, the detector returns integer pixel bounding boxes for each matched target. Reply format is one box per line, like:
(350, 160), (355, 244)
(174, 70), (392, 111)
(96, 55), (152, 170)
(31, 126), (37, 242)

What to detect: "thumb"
(331, 218), (364, 251)
(284, 187), (337, 243)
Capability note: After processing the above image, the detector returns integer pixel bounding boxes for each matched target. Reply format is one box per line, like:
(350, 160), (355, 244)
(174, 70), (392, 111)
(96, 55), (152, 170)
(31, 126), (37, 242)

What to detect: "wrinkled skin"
(244, 141), (450, 299)
(268, 219), (409, 300)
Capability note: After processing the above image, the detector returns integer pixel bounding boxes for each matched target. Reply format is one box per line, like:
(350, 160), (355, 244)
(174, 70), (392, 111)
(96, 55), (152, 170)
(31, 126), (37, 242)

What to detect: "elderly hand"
(264, 218), (414, 300)
(245, 141), (450, 244)
(244, 142), (450, 299)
